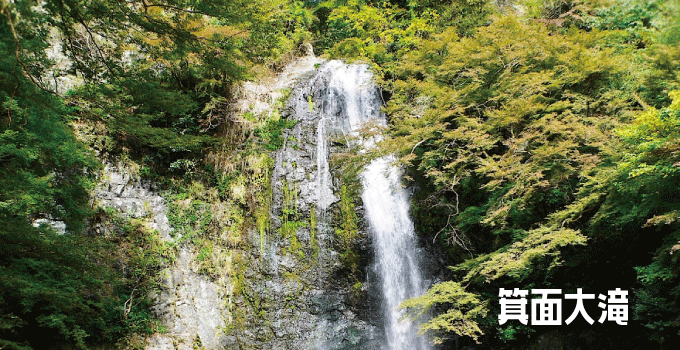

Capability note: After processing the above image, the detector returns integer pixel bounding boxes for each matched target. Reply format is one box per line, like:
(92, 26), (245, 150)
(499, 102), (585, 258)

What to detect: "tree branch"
(3, 6), (53, 94)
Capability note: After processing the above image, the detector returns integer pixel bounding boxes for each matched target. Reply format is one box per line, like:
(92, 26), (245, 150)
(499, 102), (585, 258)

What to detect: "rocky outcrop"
(94, 163), (173, 241)
(92, 163), (229, 350)
(32, 217), (67, 234)
(221, 61), (385, 350)
(146, 248), (228, 350)
(89, 58), (444, 350)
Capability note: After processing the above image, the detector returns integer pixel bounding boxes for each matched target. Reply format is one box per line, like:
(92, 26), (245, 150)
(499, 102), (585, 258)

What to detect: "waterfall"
(316, 116), (335, 212)
(314, 61), (431, 350)
(361, 157), (430, 350)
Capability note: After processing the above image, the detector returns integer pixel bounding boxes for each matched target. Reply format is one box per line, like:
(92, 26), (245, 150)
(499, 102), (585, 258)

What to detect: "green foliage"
(456, 226), (588, 283)
(387, 16), (628, 254)
(401, 282), (488, 344)
(315, 0), (490, 63)
(618, 91), (680, 151)
(410, 0), (491, 35)
(0, 89), (99, 232)
(0, 0), (313, 173)
(70, 80), (215, 167)
(0, 209), (173, 349)
(0, 2), (129, 346)
(0, 222), (108, 349)
(316, 0), (439, 66)
(336, 185), (360, 273)
(608, 93), (680, 339)
(386, 7), (680, 345)
(587, 0), (660, 30)
(254, 117), (298, 151)
(641, 44), (680, 108)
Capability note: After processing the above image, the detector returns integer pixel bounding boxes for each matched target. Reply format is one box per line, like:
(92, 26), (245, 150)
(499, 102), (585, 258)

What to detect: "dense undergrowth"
(2, 0), (680, 349)
(1, 0), (311, 348)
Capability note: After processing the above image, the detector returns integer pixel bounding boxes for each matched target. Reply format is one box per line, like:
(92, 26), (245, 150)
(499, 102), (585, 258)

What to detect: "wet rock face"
(90, 60), (444, 350)
(226, 61), (384, 350)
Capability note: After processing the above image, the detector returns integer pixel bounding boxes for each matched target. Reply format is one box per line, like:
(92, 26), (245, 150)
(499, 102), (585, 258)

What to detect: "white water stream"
(314, 61), (431, 350)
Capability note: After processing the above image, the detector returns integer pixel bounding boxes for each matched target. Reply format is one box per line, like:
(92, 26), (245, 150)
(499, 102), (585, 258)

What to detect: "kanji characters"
(565, 288), (595, 325)
(499, 288), (529, 325)
(531, 289), (562, 325)
(498, 288), (629, 326)
(598, 288), (629, 325)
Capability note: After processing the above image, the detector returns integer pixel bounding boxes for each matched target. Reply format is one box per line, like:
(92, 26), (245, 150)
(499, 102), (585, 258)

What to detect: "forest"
(1, 0), (679, 349)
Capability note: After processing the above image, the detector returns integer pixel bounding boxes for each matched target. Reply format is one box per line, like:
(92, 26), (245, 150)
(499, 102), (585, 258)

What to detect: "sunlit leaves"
(320, 0), (437, 62)
(386, 14), (649, 344)
(457, 226), (588, 282)
(388, 16), (626, 233)
(616, 90), (680, 179)
(401, 281), (488, 344)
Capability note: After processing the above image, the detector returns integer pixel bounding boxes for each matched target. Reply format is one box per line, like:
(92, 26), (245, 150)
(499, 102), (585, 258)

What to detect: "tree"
(1, 1), (313, 348)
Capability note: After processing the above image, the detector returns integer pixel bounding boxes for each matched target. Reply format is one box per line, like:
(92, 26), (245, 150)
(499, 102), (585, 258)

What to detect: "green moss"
(197, 245), (213, 261)
(310, 208), (320, 261)
(254, 118), (298, 151)
(193, 334), (205, 350)
(280, 220), (307, 257)
(281, 179), (300, 221)
(229, 306), (247, 331)
(257, 208), (269, 257)
(335, 185), (360, 273)
(279, 179), (308, 258)
(284, 271), (302, 282)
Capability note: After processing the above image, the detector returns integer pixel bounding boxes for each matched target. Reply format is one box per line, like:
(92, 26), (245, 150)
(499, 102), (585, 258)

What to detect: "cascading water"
(316, 118), (334, 212)
(314, 61), (431, 350)
(361, 157), (430, 350)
